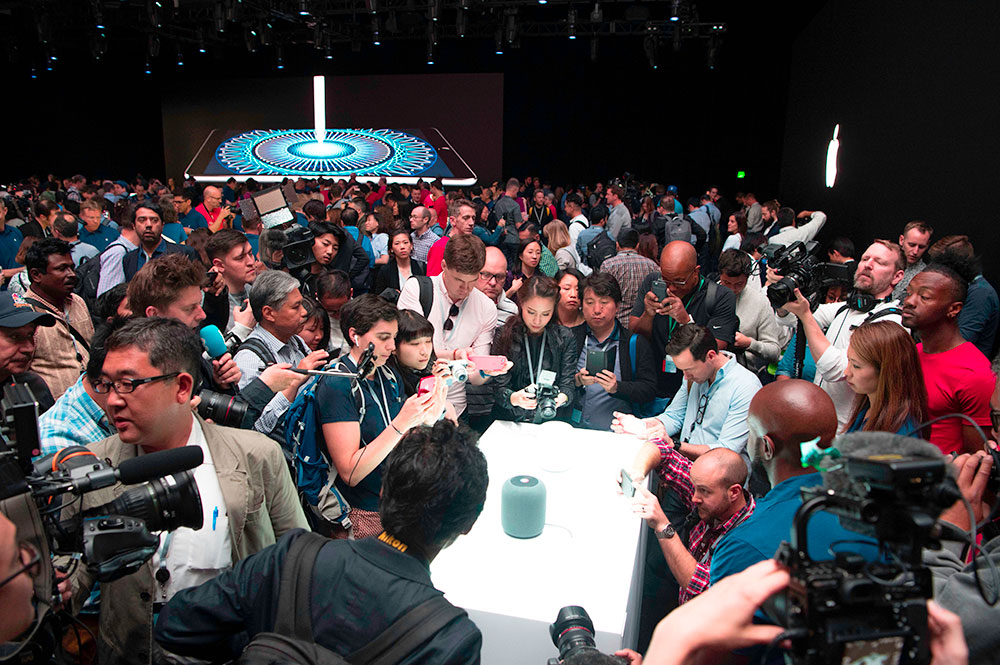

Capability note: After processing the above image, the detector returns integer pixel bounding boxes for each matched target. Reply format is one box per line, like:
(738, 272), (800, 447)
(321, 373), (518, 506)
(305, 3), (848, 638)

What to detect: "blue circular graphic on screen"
(215, 129), (437, 177)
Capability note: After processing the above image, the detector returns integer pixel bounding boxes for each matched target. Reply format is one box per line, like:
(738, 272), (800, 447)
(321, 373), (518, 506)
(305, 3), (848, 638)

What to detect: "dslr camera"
(763, 241), (854, 309)
(547, 606), (625, 665)
(765, 454), (961, 665)
(528, 369), (560, 424)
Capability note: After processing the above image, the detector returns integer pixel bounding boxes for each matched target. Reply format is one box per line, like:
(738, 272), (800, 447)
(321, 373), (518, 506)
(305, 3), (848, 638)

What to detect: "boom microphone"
(58, 446), (205, 494)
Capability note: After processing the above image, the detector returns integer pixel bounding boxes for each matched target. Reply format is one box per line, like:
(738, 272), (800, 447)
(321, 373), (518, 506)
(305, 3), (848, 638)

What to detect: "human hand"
(258, 363), (307, 393)
(555, 392), (569, 407)
(940, 451), (993, 530)
(233, 300), (255, 329)
(647, 559), (790, 660)
(594, 370), (618, 394)
(212, 353), (242, 387)
(765, 266), (782, 287)
(481, 360), (513, 377)
(927, 600), (969, 665)
(733, 332), (753, 350)
(510, 388), (537, 410)
(204, 269), (226, 297)
(509, 277), (524, 294)
(616, 467), (646, 495)
(575, 369), (597, 387)
(632, 485), (668, 531)
(395, 390), (440, 430)
(53, 568), (73, 610)
(613, 649), (643, 665)
(781, 288), (811, 319)
(643, 290), (665, 318)
(660, 291), (691, 323)
(797, 210), (813, 218)
(297, 350), (330, 371)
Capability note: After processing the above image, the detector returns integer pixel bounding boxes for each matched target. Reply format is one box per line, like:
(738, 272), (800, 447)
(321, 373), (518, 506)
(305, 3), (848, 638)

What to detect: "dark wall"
(779, 0), (1000, 281)
(161, 73), (504, 186)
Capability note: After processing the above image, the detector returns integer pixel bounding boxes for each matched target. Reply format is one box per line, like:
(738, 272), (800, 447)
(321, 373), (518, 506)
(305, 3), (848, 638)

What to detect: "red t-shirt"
(429, 195), (448, 229)
(918, 340), (994, 454)
(425, 236), (449, 277)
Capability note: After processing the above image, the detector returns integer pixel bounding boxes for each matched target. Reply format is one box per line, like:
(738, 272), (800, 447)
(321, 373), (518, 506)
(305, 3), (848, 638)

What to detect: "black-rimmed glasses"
(442, 304), (460, 331)
(479, 271), (506, 284)
(93, 371), (181, 395)
(695, 393), (709, 425)
(666, 267), (697, 289)
(0, 542), (41, 590)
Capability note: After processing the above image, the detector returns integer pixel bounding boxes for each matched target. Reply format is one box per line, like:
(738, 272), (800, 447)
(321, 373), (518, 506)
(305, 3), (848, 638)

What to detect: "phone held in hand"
(418, 376), (437, 396)
(651, 279), (668, 301)
(585, 349), (612, 375)
(620, 468), (635, 498)
(467, 355), (508, 372)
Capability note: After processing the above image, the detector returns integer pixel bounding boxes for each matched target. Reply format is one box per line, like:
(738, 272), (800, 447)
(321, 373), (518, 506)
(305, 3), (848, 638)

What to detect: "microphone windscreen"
(501, 475), (546, 539)
(200, 325), (229, 359)
(117, 446), (204, 485)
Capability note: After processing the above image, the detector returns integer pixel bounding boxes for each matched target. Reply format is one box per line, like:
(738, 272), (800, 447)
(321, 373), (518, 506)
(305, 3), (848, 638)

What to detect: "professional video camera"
(527, 369), (560, 424)
(763, 241), (854, 309)
(765, 453), (961, 665)
(0, 383), (205, 585)
(547, 606), (625, 665)
(283, 226), (317, 271)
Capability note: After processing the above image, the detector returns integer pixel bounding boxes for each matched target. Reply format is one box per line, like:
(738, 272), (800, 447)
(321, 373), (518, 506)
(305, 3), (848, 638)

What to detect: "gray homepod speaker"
(501, 475), (546, 538)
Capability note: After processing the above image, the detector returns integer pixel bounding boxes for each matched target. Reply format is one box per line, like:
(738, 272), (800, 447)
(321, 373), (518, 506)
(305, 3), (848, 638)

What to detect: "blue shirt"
(344, 226), (375, 268)
(846, 405), (918, 436)
(79, 224), (119, 253)
(162, 223), (188, 244)
(656, 352), (761, 467)
(316, 358), (403, 512)
(575, 323), (629, 430)
(37, 375), (115, 458)
(959, 274), (999, 358)
(179, 209), (205, 230)
(0, 224), (23, 270)
(710, 472), (880, 583)
(246, 232), (259, 257)
(775, 331), (817, 382)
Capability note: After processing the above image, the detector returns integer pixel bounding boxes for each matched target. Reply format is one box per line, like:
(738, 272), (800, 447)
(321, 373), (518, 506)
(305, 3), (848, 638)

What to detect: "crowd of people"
(0, 170), (997, 665)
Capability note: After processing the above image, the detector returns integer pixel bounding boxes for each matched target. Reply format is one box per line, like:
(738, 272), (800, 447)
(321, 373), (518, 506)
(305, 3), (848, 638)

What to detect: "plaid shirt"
(654, 440), (755, 603)
(37, 375), (115, 459)
(600, 250), (660, 327)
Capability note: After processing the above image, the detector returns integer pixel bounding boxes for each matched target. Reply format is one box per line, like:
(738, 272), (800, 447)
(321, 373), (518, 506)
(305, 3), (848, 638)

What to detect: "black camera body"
(531, 369), (560, 424)
(763, 241), (854, 309)
(767, 455), (960, 665)
(283, 226), (316, 270)
(547, 605), (625, 665)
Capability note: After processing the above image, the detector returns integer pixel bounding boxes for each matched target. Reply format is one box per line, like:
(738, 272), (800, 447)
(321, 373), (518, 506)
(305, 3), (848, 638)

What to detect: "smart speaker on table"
(501, 475), (546, 538)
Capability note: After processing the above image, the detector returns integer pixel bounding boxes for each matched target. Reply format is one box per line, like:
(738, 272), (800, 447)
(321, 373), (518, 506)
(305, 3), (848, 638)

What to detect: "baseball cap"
(0, 293), (56, 328)
(667, 185), (679, 194)
(114, 180), (129, 189)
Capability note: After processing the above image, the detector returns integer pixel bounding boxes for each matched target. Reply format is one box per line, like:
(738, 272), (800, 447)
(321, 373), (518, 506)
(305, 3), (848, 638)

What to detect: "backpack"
(75, 240), (127, 323)
(661, 214), (693, 246)
(236, 531), (466, 665)
(586, 230), (617, 271)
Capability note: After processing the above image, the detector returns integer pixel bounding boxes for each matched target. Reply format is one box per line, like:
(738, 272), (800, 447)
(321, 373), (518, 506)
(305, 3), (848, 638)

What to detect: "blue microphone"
(199, 325), (230, 359)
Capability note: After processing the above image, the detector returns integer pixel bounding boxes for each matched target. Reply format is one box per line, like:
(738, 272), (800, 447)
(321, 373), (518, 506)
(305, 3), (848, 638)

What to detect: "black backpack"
(586, 230), (617, 271)
(75, 240), (128, 324)
(236, 532), (466, 665)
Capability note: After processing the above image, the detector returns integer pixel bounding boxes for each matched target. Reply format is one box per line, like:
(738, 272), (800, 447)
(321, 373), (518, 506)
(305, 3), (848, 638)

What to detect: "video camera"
(763, 241), (854, 309)
(0, 383), (205, 586)
(765, 454), (961, 665)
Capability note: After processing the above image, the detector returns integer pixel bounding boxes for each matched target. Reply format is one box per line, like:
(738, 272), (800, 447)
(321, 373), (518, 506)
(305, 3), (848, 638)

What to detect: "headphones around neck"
(844, 289), (883, 313)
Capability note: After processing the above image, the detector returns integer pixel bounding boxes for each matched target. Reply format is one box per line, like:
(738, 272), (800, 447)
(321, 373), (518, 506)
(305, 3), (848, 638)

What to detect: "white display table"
(431, 420), (647, 664)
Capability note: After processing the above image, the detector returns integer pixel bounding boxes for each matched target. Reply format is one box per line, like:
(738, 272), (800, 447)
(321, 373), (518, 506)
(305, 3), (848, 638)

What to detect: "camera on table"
(0, 383), (204, 584)
(527, 369), (560, 424)
(547, 606), (624, 665)
(765, 453), (961, 665)
(763, 241), (854, 309)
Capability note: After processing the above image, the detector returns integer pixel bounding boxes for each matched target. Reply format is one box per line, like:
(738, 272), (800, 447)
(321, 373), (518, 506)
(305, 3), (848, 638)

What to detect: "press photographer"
(773, 239), (906, 429)
(61, 317), (307, 665)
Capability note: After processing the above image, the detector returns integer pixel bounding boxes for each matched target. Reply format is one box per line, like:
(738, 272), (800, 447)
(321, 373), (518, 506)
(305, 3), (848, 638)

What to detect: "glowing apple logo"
(825, 124), (840, 188)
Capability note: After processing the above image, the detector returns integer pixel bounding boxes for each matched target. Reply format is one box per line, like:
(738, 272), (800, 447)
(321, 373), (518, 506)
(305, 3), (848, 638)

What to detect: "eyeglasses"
(442, 304), (460, 331)
(665, 267), (697, 289)
(93, 371), (180, 395)
(695, 393), (709, 425)
(0, 542), (41, 590)
(479, 271), (506, 284)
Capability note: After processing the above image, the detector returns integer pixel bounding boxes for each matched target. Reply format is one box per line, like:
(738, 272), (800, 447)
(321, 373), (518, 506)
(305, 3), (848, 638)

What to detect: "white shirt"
(769, 212), (827, 248)
(397, 274), (498, 414)
(151, 416), (232, 602)
(568, 214), (589, 248)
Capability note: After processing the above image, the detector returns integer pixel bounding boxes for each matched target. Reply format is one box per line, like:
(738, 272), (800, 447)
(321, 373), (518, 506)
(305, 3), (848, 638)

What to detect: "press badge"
(663, 356), (677, 373)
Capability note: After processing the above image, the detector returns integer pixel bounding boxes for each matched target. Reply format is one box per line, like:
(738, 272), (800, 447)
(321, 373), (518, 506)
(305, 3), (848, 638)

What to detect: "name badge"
(663, 356), (677, 373)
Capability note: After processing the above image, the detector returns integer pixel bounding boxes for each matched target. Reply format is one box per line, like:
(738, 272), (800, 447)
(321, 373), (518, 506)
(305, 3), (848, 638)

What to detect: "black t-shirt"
(630, 274), (739, 398)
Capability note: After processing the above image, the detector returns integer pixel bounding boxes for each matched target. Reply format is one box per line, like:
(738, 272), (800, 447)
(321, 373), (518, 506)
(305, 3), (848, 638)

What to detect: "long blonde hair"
(544, 220), (571, 253)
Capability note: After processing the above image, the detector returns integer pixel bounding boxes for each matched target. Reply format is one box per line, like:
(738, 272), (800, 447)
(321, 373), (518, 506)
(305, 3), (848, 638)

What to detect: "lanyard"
(666, 278), (704, 338)
(363, 370), (393, 430)
(524, 330), (547, 387)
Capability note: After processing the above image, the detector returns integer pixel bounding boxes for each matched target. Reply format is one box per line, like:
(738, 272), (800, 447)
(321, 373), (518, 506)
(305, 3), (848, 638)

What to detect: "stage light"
(176, 48), (184, 66)
(298, 0), (310, 16)
(706, 38), (716, 70)
(366, 0), (377, 13)
(198, 30), (207, 53)
(325, 45), (333, 59)
(737, 170), (745, 179)
(275, 46), (284, 70)
(144, 60), (151, 74)
(456, 10), (465, 38)
(214, 2), (225, 32)
(590, 3), (602, 22)
(826, 124), (840, 188)
(495, 28), (504, 54)
(30, 67), (37, 79)
(95, 10), (105, 29)
(430, 0), (439, 22)
(567, 7), (577, 39)
(148, 34), (160, 57)
(313, 75), (326, 145)
(670, 0), (680, 21)
(538, 0), (547, 5)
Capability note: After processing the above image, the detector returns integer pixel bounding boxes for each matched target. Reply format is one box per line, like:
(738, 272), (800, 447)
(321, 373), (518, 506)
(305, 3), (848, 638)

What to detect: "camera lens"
(198, 390), (250, 428)
(93, 470), (203, 532)
(549, 606), (597, 660)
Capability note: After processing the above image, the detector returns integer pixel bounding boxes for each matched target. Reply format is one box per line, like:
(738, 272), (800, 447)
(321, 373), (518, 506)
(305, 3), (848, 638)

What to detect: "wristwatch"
(655, 523), (676, 540)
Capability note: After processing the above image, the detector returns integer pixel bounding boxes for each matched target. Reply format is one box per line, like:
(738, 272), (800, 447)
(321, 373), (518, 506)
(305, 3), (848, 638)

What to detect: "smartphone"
(651, 279), (668, 301)
(185, 127), (477, 186)
(620, 468), (635, 498)
(585, 349), (612, 376)
(417, 376), (437, 396)
(467, 355), (507, 372)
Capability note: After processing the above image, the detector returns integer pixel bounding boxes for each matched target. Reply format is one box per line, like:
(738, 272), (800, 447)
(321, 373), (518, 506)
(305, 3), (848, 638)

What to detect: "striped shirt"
(600, 250), (660, 327)
(654, 441), (755, 603)
(37, 375), (115, 458)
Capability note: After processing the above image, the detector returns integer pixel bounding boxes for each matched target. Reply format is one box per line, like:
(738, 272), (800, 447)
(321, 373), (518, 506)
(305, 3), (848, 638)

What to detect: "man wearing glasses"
(398, 235), (507, 417)
(630, 240), (739, 402)
(191, 185), (235, 233)
(408, 206), (438, 263)
(66, 317), (307, 665)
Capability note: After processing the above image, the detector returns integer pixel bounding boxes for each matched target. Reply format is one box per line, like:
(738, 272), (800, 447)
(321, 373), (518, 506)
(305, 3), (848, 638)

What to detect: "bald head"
(693, 447), (748, 489)
(477, 246), (508, 301)
(659, 241), (700, 297)
(748, 380), (837, 483)
(203, 186), (223, 212)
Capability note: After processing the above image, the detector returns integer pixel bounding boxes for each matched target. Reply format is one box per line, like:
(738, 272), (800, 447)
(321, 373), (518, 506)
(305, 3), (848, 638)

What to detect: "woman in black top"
(504, 237), (542, 302)
(555, 268), (587, 354)
(372, 228), (427, 297)
(491, 275), (578, 423)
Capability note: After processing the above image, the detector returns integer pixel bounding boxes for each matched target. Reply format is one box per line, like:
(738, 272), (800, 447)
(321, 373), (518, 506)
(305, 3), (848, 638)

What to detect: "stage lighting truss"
(215, 128), (438, 177)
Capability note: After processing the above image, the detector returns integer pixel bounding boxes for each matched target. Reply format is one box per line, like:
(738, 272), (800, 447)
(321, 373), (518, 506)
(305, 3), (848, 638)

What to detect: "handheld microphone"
(200, 325), (229, 359)
(62, 446), (205, 494)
